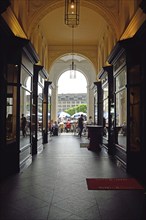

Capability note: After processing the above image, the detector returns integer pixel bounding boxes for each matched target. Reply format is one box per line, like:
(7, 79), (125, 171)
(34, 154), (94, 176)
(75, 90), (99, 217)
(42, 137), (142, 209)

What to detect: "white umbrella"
(71, 112), (87, 118)
(58, 112), (71, 118)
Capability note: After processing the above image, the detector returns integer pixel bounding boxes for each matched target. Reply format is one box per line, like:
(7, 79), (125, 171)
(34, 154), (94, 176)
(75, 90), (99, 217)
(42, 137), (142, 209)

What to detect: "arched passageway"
(58, 70), (87, 94)
(56, 70), (88, 135)
(49, 54), (96, 122)
(58, 70), (87, 112)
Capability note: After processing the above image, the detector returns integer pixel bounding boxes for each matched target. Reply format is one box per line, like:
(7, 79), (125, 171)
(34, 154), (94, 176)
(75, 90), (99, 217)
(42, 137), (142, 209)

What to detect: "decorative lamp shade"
(65, 0), (80, 27)
(70, 61), (76, 79)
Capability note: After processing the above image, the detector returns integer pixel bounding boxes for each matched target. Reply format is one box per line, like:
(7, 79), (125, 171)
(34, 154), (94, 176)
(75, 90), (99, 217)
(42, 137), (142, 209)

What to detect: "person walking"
(21, 114), (27, 137)
(78, 114), (84, 137)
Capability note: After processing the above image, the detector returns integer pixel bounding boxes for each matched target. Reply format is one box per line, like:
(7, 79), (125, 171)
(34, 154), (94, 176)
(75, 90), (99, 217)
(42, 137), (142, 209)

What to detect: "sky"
(58, 71), (87, 94)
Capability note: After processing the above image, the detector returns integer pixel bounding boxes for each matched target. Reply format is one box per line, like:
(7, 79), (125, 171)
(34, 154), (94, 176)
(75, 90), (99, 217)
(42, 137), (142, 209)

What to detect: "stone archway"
(49, 54), (97, 122)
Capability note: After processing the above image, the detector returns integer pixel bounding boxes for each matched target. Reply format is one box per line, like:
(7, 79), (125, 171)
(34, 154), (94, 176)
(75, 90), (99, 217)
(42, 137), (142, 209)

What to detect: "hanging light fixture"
(65, 1), (80, 78)
(70, 26), (76, 79)
(65, 0), (80, 78)
(65, 0), (80, 27)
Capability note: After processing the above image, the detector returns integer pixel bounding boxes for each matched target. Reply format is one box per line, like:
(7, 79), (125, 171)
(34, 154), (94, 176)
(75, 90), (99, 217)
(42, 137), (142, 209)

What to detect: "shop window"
(21, 65), (32, 91)
(103, 84), (108, 126)
(6, 94), (16, 142)
(20, 88), (31, 145)
(20, 72), (32, 147)
(6, 64), (18, 143)
(39, 75), (44, 85)
(116, 89), (127, 148)
(38, 98), (43, 138)
(115, 69), (126, 92)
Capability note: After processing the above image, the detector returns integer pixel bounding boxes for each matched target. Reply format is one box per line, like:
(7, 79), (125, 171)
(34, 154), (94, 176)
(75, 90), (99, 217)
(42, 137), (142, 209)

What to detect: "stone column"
(87, 84), (94, 120)
(51, 85), (58, 122)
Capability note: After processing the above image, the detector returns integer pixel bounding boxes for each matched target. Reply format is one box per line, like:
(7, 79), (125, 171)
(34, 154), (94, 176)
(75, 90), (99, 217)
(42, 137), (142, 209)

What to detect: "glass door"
(94, 90), (97, 124)
(19, 64), (32, 170)
(115, 68), (127, 149)
(103, 82), (108, 147)
(6, 65), (18, 144)
(5, 64), (19, 174)
(20, 69), (32, 148)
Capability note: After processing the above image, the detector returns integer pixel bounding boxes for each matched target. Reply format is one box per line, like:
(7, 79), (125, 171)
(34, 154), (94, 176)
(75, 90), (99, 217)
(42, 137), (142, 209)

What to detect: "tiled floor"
(0, 134), (146, 220)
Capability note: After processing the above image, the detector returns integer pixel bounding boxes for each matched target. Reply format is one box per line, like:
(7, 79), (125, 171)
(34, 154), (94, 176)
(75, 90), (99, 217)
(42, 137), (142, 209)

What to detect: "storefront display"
(108, 37), (142, 173)
(98, 66), (114, 154)
(32, 65), (48, 155)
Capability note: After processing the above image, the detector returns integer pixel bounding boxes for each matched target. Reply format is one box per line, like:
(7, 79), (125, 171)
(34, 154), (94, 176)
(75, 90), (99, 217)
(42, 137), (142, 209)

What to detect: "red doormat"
(86, 178), (144, 190)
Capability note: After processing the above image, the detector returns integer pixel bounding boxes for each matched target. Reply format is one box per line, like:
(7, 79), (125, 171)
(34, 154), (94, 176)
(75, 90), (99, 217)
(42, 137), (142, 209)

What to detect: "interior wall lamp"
(65, 0), (80, 27)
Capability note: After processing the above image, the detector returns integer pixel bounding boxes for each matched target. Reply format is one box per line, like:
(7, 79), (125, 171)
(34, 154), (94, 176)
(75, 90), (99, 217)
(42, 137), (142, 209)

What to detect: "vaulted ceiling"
(5, 0), (143, 76)
(27, 0), (119, 47)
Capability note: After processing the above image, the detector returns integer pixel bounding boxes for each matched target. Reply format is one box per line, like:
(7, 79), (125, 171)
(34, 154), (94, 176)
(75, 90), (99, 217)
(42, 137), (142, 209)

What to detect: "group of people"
(48, 114), (94, 138)
(21, 113), (94, 138)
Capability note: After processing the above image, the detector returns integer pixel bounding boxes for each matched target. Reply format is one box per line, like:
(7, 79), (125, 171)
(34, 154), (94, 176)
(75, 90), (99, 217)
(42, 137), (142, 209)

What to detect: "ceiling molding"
(27, 0), (63, 37)
(2, 7), (27, 38)
(120, 8), (146, 40)
(27, 0), (119, 41)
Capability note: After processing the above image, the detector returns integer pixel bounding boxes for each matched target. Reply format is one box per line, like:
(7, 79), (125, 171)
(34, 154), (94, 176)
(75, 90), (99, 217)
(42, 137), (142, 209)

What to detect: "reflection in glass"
(116, 69), (126, 91)
(103, 99), (108, 125)
(103, 84), (108, 146)
(103, 85), (108, 99)
(7, 97), (13, 116)
(129, 87), (140, 152)
(110, 103), (114, 130)
(6, 86), (17, 142)
(6, 64), (18, 142)
(7, 64), (18, 83)
(38, 97), (42, 138)
(94, 96), (97, 124)
(20, 78), (31, 148)
(20, 66), (32, 90)
(116, 89), (127, 148)
(39, 75), (44, 86)
(38, 84), (43, 98)
(26, 76), (31, 91)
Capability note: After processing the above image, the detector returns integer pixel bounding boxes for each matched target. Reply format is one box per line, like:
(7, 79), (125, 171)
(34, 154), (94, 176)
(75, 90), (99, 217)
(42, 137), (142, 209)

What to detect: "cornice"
(120, 8), (146, 40)
(2, 7), (27, 39)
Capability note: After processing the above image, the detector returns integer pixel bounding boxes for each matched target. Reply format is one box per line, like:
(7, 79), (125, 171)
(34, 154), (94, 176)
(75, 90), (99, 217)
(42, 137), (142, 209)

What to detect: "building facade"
(58, 93), (87, 112)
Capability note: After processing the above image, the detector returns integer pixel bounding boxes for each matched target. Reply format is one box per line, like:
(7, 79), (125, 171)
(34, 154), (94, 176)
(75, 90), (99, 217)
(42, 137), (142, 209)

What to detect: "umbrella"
(58, 111), (71, 118)
(71, 112), (87, 118)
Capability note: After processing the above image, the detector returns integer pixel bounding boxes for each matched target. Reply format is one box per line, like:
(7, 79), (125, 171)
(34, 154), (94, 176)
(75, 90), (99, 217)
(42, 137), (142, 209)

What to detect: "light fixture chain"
(72, 26), (74, 62)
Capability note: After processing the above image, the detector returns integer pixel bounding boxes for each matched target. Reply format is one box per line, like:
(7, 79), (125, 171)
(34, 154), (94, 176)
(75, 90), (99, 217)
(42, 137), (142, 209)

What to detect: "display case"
(32, 65), (48, 155)
(0, 25), (39, 178)
(6, 65), (18, 143)
(108, 37), (142, 174)
(92, 82), (103, 125)
(43, 81), (52, 143)
(98, 66), (114, 154)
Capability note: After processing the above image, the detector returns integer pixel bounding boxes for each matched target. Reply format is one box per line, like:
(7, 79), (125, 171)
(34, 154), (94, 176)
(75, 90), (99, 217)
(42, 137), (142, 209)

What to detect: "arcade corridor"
(1, 2), (146, 219)
(0, 134), (146, 220)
